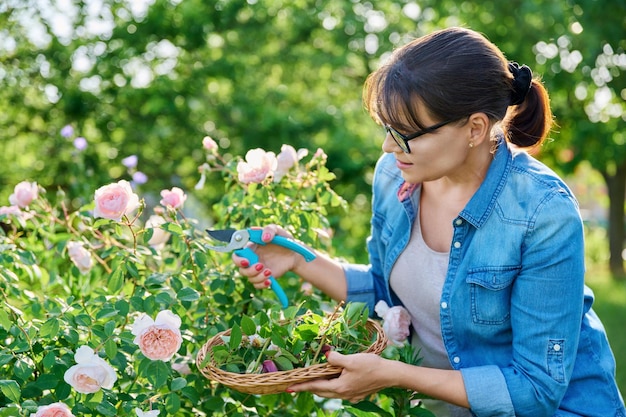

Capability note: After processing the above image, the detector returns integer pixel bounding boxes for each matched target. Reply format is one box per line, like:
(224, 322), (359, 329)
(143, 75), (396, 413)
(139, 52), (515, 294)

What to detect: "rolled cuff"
(342, 263), (377, 311)
(461, 365), (515, 416)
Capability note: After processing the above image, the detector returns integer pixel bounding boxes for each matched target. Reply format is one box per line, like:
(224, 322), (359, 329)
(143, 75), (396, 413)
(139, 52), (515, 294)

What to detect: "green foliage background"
(2, 0), (624, 268)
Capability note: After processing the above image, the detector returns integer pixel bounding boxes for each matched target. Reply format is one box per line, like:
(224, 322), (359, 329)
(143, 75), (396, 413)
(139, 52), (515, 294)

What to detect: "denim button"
(453, 356), (460, 364)
(453, 241), (461, 248)
(441, 302), (448, 309)
(553, 344), (561, 352)
(455, 219), (463, 226)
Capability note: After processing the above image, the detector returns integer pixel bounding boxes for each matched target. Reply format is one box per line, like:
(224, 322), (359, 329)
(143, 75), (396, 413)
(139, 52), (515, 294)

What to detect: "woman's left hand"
(287, 351), (392, 403)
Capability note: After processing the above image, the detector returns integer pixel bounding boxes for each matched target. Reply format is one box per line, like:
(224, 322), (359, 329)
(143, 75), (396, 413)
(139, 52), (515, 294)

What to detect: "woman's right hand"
(232, 225), (306, 289)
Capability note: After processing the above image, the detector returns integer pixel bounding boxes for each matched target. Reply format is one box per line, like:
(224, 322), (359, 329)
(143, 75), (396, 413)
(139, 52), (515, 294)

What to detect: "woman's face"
(381, 105), (474, 184)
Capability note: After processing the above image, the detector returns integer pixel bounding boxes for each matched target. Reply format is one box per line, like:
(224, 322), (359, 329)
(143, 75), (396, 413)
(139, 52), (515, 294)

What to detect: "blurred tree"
(1, 0), (624, 274)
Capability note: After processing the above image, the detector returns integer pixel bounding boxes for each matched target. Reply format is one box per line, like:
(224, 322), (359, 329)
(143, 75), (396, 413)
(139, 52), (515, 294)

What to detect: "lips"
(395, 159), (412, 169)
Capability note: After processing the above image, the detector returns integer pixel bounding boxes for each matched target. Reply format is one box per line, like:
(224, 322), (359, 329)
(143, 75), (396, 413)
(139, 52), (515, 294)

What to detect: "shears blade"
(206, 228), (236, 243)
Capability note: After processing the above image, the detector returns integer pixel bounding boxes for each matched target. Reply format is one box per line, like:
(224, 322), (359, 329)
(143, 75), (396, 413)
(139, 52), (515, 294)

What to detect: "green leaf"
(166, 392), (181, 414)
(0, 309), (12, 330)
(104, 320), (116, 337)
(170, 377), (187, 391)
(176, 287), (199, 302)
(345, 401), (393, 417)
(95, 400), (117, 417)
(229, 324), (242, 351)
(39, 318), (60, 338)
(107, 267), (124, 293)
(162, 222), (183, 235)
(274, 356), (294, 371)
(104, 338), (117, 360)
(146, 360), (170, 389)
(240, 315), (256, 336)
(33, 374), (58, 390)
(0, 380), (20, 403)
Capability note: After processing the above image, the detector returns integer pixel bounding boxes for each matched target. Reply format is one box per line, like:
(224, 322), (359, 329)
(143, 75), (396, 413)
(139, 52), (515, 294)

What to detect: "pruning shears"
(205, 228), (316, 308)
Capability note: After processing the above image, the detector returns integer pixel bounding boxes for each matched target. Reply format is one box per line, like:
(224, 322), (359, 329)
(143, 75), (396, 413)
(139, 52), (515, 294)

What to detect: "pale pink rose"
(93, 180), (140, 221)
(63, 346), (117, 394)
(0, 205), (34, 222)
(375, 300), (411, 346)
(312, 147), (327, 161)
(274, 144), (299, 182)
(159, 187), (186, 210)
(9, 181), (39, 208)
(132, 310), (182, 361)
(66, 241), (93, 274)
(171, 362), (192, 375)
(135, 408), (160, 417)
(145, 215), (171, 249)
(34, 402), (75, 417)
(202, 136), (218, 152)
(0, 205), (22, 216)
(236, 148), (277, 184)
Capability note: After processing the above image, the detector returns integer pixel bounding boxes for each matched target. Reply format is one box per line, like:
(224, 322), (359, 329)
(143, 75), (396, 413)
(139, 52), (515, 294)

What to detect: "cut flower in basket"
(196, 302), (388, 394)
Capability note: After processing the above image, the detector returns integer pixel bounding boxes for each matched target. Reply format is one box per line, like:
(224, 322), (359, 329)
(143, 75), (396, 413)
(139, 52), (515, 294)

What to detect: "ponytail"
(504, 77), (553, 152)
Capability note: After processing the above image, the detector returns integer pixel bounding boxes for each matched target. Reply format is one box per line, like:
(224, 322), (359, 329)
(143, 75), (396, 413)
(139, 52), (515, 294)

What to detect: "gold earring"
(469, 142), (474, 148)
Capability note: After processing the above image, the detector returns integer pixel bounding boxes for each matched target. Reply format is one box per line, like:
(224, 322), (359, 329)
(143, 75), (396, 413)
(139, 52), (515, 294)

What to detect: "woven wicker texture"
(196, 318), (387, 395)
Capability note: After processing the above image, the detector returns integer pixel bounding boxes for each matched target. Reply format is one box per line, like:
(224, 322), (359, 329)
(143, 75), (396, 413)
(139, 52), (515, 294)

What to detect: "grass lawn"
(584, 268), (626, 399)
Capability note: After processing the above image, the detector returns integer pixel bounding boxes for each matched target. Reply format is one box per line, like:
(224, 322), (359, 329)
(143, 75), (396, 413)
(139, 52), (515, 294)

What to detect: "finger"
(232, 253), (251, 269)
(261, 225), (276, 243)
(287, 377), (339, 393)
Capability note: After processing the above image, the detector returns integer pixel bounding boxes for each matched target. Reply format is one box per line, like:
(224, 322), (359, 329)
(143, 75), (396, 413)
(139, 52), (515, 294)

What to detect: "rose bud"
(261, 360), (279, 373)
(321, 344), (333, 356)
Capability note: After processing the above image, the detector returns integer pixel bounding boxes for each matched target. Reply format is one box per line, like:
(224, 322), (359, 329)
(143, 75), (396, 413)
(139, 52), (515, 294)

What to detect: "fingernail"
(240, 260), (249, 268)
(255, 263), (264, 272)
(262, 232), (271, 242)
(325, 351), (331, 358)
(265, 280), (271, 287)
(263, 269), (272, 277)
(285, 389), (294, 393)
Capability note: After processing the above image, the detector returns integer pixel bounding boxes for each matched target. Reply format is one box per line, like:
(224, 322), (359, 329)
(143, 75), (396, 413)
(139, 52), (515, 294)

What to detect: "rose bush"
(0, 129), (431, 416)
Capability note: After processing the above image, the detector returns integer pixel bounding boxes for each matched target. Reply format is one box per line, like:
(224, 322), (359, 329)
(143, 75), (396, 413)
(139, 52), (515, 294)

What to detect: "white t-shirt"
(389, 213), (472, 417)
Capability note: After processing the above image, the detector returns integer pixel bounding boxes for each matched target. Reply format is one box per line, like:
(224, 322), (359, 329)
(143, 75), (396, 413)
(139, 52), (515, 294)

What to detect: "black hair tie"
(508, 61), (533, 105)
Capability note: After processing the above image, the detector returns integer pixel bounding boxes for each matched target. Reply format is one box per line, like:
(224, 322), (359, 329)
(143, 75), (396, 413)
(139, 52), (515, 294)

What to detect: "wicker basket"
(196, 318), (387, 395)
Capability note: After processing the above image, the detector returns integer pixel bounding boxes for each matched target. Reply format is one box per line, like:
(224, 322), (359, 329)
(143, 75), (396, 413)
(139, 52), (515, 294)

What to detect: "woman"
(234, 27), (626, 417)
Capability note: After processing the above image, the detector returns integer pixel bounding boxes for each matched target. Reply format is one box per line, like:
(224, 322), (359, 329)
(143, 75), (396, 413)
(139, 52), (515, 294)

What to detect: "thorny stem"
(252, 337), (272, 373)
(312, 301), (344, 364)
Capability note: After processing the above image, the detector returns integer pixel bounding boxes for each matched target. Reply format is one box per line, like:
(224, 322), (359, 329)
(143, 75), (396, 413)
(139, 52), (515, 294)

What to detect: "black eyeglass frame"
(385, 118), (459, 153)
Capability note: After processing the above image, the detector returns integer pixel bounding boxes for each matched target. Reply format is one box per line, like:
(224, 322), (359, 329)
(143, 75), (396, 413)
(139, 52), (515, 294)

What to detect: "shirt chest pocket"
(466, 267), (519, 325)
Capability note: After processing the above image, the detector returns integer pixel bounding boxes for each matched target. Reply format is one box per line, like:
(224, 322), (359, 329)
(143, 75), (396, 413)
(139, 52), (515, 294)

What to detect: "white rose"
(64, 346), (117, 394)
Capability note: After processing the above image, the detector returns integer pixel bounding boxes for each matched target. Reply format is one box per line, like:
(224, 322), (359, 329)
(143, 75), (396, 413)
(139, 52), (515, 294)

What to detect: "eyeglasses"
(385, 118), (459, 153)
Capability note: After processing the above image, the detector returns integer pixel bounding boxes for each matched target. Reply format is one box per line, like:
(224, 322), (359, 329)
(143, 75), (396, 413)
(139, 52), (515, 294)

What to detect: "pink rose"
(202, 136), (218, 152)
(34, 402), (75, 417)
(9, 181), (39, 208)
(132, 310), (182, 361)
(236, 148), (277, 184)
(145, 215), (171, 249)
(66, 241), (93, 274)
(63, 346), (117, 394)
(93, 180), (140, 221)
(375, 300), (411, 346)
(159, 187), (186, 209)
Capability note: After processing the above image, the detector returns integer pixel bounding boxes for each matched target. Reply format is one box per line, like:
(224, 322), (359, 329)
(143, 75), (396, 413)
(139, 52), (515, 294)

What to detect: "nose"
(382, 130), (400, 154)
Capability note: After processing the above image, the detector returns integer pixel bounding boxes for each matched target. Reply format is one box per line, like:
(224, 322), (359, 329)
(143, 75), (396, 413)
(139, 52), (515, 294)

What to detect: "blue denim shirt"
(343, 139), (625, 417)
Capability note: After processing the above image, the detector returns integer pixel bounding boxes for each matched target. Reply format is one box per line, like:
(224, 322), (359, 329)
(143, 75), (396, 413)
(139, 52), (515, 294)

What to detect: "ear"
(466, 113), (491, 146)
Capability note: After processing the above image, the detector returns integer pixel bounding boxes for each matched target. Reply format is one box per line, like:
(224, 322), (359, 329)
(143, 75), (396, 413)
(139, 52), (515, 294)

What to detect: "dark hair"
(363, 27), (553, 151)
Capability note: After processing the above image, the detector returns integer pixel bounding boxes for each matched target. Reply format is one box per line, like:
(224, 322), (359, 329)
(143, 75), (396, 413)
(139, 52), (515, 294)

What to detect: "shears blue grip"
(234, 246), (289, 308)
(205, 228), (316, 308)
(245, 229), (316, 262)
